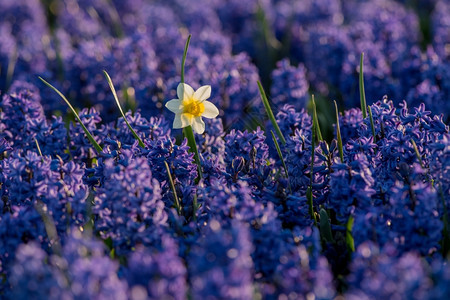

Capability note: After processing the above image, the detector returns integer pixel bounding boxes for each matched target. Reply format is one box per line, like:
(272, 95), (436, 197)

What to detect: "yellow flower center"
(183, 98), (205, 117)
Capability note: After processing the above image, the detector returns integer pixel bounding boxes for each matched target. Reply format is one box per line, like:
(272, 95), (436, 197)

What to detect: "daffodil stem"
(184, 125), (203, 180)
(180, 34), (202, 180)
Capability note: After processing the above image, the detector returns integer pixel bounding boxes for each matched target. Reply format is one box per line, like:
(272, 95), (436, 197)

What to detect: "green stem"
(257, 81), (286, 145)
(184, 125), (203, 179)
(334, 100), (344, 163)
(271, 130), (291, 193)
(179, 34), (202, 180)
(368, 105), (377, 143)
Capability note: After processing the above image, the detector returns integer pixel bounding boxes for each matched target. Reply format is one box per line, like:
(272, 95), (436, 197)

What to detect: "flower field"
(0, 0), (449, 299)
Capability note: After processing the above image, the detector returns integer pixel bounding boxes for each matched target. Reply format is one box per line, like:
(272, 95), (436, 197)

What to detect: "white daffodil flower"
(165, 83), (219, 134)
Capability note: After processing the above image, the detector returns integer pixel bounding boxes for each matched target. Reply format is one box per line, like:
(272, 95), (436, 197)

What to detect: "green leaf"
(307, 186), (317, 226)
(334, 100), (344, 163)
(359, 52), (367, 118)
(319, 208), (334, 243)
(103, 70), (145, 148)
(311, 95), (323, 141)
(270, 130), (291, 193)
(39, 77), (103, 153)
(308, 105), (317, 225)
(368, 105), (377, 143)
(257, 81), (286, 145)
(181, 34), (191, 84)
(346, 216), (355, 252)
(164, 161), (182, 215)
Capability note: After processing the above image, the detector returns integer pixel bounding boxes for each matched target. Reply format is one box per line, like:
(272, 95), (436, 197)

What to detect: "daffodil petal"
(165, 99), (183, 113)
(202, 101), (219, 118)
(181, 113), (193, 127)
(177, 83), (194, 100)
(192, 117), (205, 134)
(173, 114), (183, 128)
(194, 85), (211, 102)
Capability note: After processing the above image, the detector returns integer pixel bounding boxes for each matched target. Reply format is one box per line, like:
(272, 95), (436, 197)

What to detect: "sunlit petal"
(192, 117), (205, 134)
(165, 99), (183, 113)
(202, 101), (219, 118)
(194, 85), (211, 101)
(177, 83), (194, 100)
(181, 113), (193, 127)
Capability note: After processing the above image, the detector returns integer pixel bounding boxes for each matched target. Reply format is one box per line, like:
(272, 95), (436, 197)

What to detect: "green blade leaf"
(164, 161), (182, 216)
(359, 52), (367, 118)
(270, 130), (291, 193)
(319, 208), (334, 243)
(346, 216), (355, 252)
(311, 95), (323, 141)
(308, 104), (317, 226)
(181, 34), (191, 84)
(39, 77), (103, 153)
(334, 100), (344, 163)
(103, 70), (145, 148)
(257, 81), (286, 145)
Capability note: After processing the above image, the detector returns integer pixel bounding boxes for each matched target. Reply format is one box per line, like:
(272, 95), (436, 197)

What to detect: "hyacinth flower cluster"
(1, 0), (450, 299)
